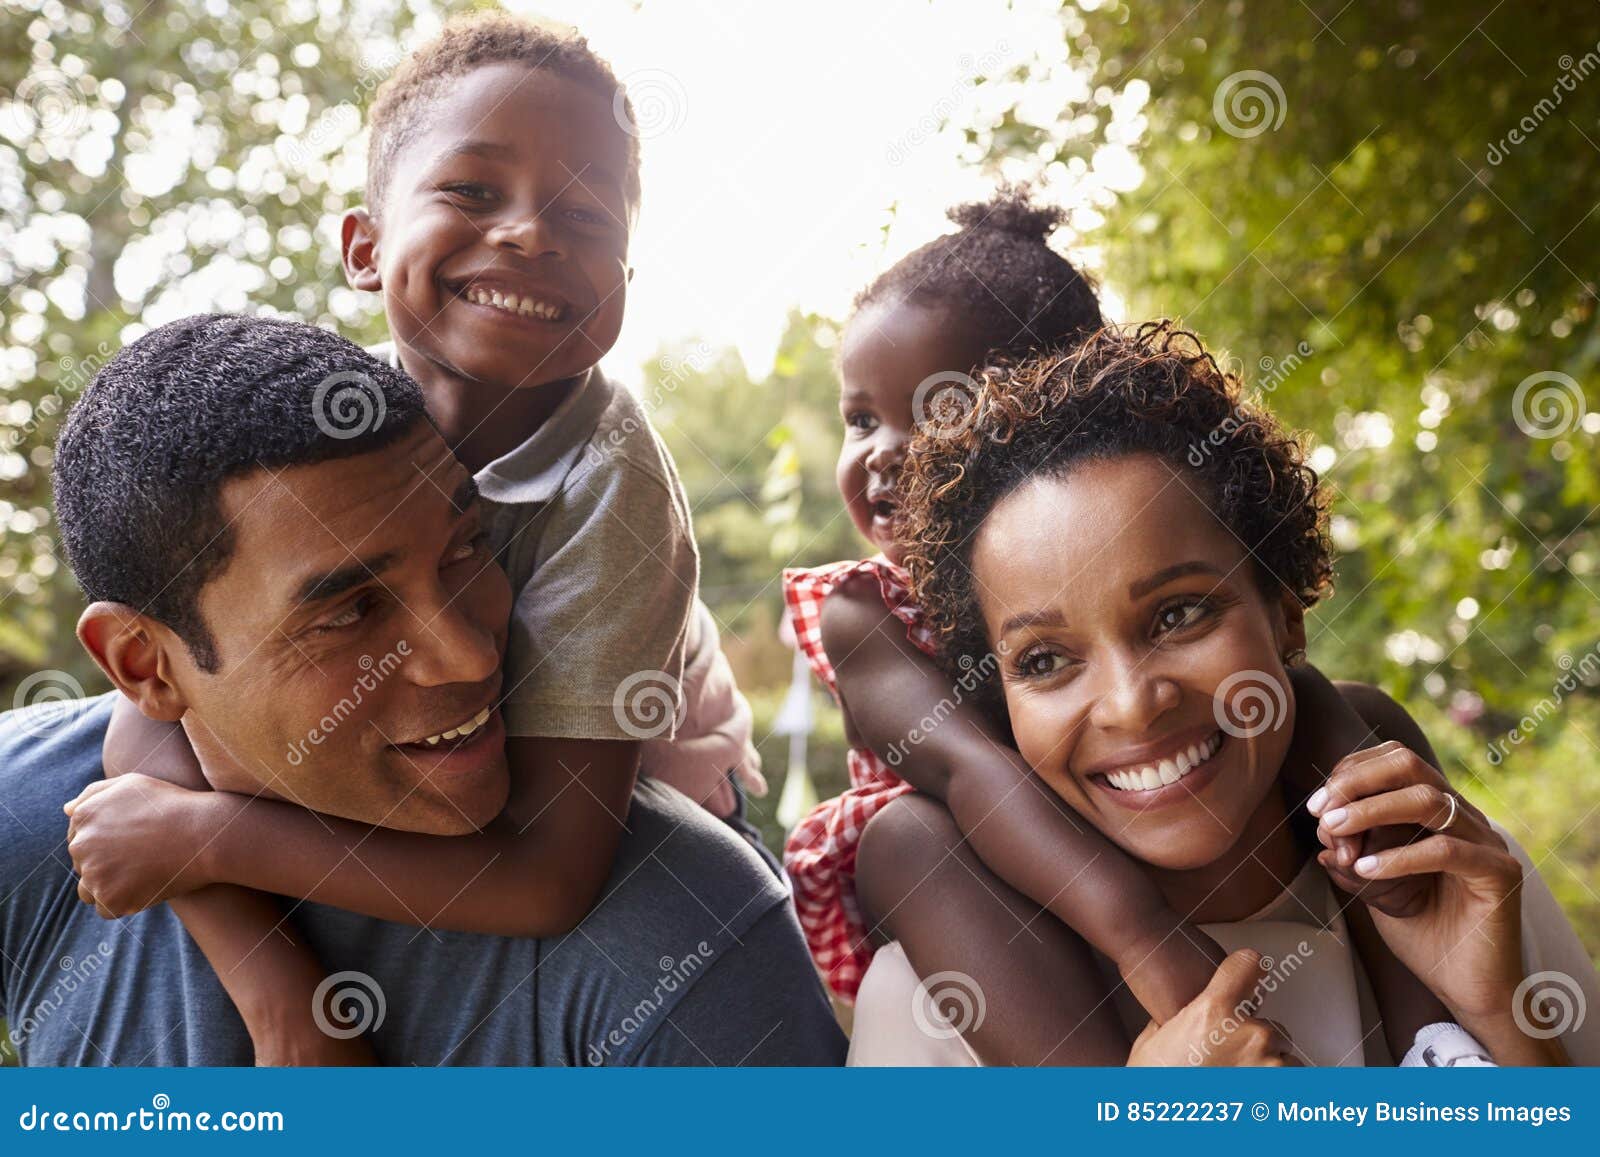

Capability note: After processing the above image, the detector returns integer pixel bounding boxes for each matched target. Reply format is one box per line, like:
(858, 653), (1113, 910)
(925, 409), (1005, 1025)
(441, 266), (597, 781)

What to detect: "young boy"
(71, 11), (767, 1062)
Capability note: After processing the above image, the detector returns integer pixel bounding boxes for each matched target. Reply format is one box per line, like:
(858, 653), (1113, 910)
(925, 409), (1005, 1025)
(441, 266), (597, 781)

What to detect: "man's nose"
(401, 601), (501, 689)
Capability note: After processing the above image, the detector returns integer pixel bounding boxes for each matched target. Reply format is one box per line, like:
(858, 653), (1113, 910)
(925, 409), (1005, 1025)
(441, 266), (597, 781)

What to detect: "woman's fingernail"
(1354, 855), (1380, 876)
(1322, 806), (1348, 830)
(1307, 787), (1329, 814)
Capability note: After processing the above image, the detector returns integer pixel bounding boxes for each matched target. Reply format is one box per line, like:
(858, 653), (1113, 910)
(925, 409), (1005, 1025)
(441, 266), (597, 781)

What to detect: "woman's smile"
(1081, 727), (1227, 811)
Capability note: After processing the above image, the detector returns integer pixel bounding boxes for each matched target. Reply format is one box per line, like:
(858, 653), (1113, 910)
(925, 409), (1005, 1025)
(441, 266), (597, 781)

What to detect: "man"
(0, 314), (843, 1065)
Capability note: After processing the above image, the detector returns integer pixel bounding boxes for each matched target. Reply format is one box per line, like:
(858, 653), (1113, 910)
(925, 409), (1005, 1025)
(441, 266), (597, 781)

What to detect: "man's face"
(171, 423), (514, 835)
(369, 64), (634, 394)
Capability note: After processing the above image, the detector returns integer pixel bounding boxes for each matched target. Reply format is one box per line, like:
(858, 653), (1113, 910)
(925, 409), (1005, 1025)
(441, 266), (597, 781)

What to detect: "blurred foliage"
(0, 0), (1597, 1032)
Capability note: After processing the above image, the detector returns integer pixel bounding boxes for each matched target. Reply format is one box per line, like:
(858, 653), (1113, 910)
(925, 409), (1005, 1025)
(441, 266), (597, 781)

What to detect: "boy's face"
(355, 65), (634, 393)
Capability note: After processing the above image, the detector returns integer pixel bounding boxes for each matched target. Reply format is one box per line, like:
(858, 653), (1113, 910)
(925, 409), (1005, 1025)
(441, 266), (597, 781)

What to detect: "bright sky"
(508, 0), (1142, 383)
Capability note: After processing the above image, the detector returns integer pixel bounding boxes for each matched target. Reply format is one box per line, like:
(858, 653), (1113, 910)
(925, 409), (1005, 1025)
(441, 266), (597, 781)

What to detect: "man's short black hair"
(53, 314), (432, 672)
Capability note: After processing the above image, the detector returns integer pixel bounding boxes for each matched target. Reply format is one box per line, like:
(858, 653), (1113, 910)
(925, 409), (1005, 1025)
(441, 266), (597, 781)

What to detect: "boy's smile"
(345, 64), (633, 426)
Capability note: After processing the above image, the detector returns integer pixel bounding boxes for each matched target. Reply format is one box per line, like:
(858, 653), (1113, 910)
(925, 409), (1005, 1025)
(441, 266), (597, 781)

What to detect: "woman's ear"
(1277, 590), (1308, 660)
(76, 602), (189, 723)
(341, 207), (383, 292)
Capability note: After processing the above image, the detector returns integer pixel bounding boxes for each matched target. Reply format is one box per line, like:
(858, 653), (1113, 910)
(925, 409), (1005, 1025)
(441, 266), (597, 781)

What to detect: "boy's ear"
(76, 602), (190, 723)
(341, 208), (383, 292)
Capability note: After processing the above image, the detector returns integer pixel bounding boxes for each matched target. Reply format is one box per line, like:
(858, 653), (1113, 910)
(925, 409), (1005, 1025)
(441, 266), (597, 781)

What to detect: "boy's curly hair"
(899, 321), (1333, 689)
(854, 184), (1104, 358)
(366, 10), (641, 213)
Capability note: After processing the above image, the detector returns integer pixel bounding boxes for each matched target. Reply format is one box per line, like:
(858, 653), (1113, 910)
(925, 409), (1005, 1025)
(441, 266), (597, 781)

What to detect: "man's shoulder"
(0, 692), (115, 876)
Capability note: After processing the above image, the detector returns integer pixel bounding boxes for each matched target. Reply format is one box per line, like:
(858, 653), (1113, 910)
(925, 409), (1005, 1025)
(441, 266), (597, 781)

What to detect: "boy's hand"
(1127, 950), (1302, 1066)
(64, 775), (235, 917)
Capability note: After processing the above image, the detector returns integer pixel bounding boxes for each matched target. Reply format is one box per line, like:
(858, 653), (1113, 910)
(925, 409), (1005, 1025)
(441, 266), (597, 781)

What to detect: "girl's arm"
(97, 695), (374, 1065)
(75, 701), (637, 938)
(820, 575), (1223, 1023)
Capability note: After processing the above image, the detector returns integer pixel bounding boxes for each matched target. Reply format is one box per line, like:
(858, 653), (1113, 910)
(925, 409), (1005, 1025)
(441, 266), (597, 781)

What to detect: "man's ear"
(341, 207), (383, 292)
(76, 602), (189, 723)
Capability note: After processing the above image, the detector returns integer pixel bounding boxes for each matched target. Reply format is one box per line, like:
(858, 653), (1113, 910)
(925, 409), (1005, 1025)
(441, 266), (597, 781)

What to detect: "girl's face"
(836, 301), (992, 564)
(972, 453), (1306, 871)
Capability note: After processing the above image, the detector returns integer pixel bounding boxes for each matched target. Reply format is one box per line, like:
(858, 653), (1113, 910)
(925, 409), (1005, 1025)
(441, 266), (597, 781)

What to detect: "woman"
(850, 322), (1599, 1066)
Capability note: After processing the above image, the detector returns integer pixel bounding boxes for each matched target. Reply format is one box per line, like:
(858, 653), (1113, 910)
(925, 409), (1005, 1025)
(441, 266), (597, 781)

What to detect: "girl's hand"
(64, 775), (239, 917)
(1127, 950), (1302, 1067)
(1309, 742), (1560, 1062)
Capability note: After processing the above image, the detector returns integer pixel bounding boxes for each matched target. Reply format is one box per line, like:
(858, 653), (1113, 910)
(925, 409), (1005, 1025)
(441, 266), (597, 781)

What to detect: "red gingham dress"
(782, 557), (939, 1002)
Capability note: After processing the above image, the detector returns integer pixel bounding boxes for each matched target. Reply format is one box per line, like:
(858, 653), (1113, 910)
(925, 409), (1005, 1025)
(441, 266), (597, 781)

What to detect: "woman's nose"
(1086, 654), (1182, 735)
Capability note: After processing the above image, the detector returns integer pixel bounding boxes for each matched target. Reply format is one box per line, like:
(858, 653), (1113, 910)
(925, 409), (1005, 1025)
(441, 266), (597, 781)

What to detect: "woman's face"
(972, 453), (1306, 871)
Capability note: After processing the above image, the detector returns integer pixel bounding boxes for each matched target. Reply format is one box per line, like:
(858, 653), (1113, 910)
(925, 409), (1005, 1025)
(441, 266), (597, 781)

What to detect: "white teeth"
(413, 706), (493, 749)
(1102, 731), (1223, 792)
(466, 287), (563, 320)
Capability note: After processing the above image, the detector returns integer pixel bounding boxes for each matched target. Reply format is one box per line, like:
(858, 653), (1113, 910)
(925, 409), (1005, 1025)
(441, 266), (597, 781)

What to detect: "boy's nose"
(486, 213), (565, 260)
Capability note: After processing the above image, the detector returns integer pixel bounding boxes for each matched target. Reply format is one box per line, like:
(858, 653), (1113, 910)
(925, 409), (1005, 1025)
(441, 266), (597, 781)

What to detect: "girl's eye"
(1016, 647), (1070, 680)
(1155, 597), (1214, 635)
(844, 412), (878, 432)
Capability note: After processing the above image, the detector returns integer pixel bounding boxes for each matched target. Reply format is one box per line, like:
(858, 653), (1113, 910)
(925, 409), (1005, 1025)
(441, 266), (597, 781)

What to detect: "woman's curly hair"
(898, 320), (1333, 694)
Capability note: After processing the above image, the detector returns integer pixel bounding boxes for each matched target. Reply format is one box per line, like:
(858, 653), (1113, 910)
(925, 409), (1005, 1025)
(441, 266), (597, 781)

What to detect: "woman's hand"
(1310, 742), (1565, 1064)
(1128, 949), (1302, 1066)
(64, 774), (240, 917)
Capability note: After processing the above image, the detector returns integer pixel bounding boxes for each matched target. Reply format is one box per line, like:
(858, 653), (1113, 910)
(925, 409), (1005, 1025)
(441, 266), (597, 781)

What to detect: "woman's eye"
(1018, 649), (1068, 679)
(1156, 598), (1212, 635)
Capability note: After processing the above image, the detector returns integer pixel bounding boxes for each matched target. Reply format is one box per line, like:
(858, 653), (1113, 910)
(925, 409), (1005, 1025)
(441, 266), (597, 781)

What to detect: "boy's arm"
(819, 576), (1224, 1021)
(98, 694), (374, 1064)
(69, 732), (638, 937)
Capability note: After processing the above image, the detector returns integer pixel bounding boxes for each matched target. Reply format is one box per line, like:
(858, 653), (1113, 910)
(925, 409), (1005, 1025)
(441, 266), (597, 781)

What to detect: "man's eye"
(447, 532), (490, 565)
(316, 595), (372, 633)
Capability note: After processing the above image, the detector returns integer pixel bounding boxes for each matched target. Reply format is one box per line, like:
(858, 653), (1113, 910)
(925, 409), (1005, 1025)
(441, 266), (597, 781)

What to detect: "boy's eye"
(442, 182), (496, 205)
(565, 206), (609, 227)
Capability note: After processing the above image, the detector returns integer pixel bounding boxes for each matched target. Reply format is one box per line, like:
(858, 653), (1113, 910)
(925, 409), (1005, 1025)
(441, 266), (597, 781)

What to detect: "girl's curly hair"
(898, 321), (1333, 695)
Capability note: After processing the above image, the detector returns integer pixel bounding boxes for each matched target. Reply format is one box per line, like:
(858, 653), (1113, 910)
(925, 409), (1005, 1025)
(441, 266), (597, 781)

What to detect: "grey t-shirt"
(0, 695), (844, 1066)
